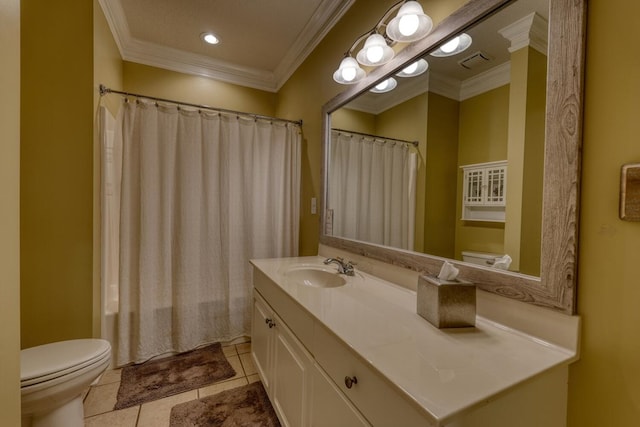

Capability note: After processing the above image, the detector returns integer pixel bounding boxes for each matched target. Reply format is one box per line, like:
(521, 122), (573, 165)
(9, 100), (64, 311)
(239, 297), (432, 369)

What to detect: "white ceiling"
(98, 0), (355, 92)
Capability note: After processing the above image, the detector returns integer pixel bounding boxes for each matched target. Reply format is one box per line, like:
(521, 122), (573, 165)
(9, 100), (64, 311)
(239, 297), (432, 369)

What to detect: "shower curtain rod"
(332, 128), (419, 147)
(99, 84), (303, 126)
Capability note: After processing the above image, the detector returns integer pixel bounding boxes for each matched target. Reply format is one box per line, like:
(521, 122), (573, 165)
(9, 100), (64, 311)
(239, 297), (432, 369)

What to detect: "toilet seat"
(21, 339), (111, 388)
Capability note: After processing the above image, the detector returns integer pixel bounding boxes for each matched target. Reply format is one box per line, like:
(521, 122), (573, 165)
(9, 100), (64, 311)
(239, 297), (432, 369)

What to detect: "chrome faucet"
(324, 257), (355, 276)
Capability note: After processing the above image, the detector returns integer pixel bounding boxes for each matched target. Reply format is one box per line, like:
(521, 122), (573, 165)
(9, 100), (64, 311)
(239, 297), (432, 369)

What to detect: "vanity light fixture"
(396, 58), (429, 77)
(386, 1), (433, 43)
(356, 34), (395, 66)
(333, 56), (366, 84)
(369, 77), (397, 93)
(333, 0), (433, 85)
(430, 33), (472, 57)
(201, 32), (220, 45)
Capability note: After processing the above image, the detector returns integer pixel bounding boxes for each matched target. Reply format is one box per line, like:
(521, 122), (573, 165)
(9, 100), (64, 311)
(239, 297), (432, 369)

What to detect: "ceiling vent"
(458, 51), (492, 70)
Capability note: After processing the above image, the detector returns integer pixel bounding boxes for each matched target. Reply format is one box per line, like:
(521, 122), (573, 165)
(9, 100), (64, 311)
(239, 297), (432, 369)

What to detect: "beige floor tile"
(247, 374), (261, 384)
(84, 406), (139, 427)
(239, 352), (257, 376)
(81, 387), (91, 402)
(97, 368), (122, 386)
(199, 377), (248, 398)
(84, 382), (119, 417)
(235, 342), (251, 355)
(222, 344), (238, 358)
(137, 390), (198, 427)
(226, 354), (246, 379)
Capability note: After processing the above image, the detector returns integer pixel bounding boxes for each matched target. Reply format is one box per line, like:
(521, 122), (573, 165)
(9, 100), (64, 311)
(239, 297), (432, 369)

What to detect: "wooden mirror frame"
(320, 0), (586, 314)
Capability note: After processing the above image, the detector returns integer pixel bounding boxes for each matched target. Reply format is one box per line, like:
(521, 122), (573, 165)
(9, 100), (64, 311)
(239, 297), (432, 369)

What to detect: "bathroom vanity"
(251, 256), (579, 427)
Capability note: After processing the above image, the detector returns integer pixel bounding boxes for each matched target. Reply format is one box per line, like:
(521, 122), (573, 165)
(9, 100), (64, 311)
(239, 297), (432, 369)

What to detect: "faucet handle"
(343, 260), (356, 276)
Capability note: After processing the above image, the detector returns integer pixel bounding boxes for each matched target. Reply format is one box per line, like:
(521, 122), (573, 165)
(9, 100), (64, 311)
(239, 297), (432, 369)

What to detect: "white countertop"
(251, 256), (577, 424)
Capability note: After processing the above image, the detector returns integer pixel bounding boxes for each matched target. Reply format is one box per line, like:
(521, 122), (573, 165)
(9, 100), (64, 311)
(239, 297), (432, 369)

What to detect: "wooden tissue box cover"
(417, 275), (476, 328)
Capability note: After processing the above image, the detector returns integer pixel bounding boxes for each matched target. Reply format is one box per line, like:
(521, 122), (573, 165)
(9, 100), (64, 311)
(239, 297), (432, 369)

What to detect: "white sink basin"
(284, 266), (347, 288)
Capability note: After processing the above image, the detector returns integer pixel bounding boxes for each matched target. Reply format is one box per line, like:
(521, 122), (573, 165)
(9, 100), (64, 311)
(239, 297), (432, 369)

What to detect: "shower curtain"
(328, 130), (417, 251)
(106, 100), (301, 365)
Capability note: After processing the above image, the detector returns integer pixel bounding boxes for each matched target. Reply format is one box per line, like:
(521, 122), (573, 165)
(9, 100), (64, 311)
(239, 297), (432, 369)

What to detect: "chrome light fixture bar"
(333, 1), (433, 86)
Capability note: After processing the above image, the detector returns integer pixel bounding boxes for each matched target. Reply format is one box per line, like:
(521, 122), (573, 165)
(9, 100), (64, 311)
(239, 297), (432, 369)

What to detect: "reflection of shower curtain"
(105, 100), (301, 365)
(329, 131), (417, 250)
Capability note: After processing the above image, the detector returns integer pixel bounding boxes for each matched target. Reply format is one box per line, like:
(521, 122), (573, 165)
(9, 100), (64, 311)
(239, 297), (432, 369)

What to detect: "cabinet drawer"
(254, 269), (314, 352)
(310, 362), (371, 427)
(314, 324), (432, 427)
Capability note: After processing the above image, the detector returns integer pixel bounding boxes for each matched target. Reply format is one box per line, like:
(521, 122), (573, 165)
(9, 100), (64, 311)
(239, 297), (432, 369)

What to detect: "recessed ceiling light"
(201, 33), (219, 45)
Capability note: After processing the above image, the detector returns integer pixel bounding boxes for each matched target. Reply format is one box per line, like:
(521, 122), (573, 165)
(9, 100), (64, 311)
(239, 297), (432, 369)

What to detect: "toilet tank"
(461, 251), (501, 266)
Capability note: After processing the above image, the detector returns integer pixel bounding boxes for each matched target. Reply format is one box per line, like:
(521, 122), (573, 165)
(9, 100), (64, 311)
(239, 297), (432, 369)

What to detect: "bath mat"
(169, 381), (280, 427)
(114, 342), (236, 409)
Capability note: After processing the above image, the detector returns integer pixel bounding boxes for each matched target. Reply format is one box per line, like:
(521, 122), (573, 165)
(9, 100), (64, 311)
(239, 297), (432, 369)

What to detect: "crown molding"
(498, 12), (548, 55)
(428, 61), (510, 102)
(459, 61), (511, 100)
(98, 0), (354, 93)
(345, 60), (510, 114)
(122, 38), (277, 91)
(428, 72), (461, 101)
(273, 0), (356, 90)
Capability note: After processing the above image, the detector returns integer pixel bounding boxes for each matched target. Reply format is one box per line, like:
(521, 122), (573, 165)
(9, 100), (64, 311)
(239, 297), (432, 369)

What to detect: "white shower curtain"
(107, 100), (301, 365)
(328, 130), (417, 251)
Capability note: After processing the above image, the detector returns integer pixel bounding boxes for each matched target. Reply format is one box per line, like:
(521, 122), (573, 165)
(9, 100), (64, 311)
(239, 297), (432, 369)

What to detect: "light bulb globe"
(356, 34), (394, 66)
(399, 14), (420, 37)
(333, 56), (365, 84)
(386, 1), (433, 42)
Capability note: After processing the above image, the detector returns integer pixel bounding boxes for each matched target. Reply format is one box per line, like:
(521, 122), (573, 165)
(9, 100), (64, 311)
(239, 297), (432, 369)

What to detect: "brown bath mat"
(114, 342), (236, 409)
(169, 381), (280, 427)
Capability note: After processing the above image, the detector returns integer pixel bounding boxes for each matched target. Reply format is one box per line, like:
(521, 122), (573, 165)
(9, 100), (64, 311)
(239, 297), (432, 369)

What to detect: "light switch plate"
(620, 163), (640, 221)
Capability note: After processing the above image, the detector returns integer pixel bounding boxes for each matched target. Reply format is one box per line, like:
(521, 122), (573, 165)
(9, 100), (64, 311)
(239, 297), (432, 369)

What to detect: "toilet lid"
(21, 339), (111, 387)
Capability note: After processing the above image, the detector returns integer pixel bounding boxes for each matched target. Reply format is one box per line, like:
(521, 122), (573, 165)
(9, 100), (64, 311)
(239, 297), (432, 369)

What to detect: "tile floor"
(83, 342), (259, 427)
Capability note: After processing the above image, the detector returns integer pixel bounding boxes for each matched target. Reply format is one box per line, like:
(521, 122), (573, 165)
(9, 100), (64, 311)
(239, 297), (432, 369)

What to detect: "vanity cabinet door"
(272, 313), (313, 427)
(309, 362), (371, 427)
(253, 290), (313, 427)
(252, 294), (274, 393)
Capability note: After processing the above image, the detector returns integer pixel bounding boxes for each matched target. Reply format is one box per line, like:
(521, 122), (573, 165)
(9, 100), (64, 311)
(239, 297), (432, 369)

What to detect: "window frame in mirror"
(320, 0), (586, 314)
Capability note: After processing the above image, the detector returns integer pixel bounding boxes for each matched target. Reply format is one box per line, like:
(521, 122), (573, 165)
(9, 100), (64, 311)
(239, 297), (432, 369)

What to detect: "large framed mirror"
(321, 0), (586, 314)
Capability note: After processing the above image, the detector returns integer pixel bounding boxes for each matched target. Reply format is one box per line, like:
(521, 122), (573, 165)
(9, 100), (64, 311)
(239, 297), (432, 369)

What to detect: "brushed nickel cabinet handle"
(344, 376), (358, 389)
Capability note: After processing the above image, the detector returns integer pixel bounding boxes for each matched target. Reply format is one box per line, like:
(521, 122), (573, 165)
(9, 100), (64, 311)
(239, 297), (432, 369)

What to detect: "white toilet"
(461, 250), (501, 266)
(21, 339), (111, 427)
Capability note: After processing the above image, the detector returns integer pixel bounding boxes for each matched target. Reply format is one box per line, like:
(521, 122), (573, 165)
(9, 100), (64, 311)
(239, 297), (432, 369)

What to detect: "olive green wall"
(122, 62), (277, 117)
(567, 0), (640, 424)
(93, 0), (123, 338)
(21, 0), (95, 349)
(329, 108), (376, 133)
(519, 48), (545, 276)
(504, 46), (545, 274)
(424, 92), (459, 258)
(94, 0), (123, 117)
(454, 85), (509, 258)
(377, 95), (429, 252)
(0, 0), (22, 423)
